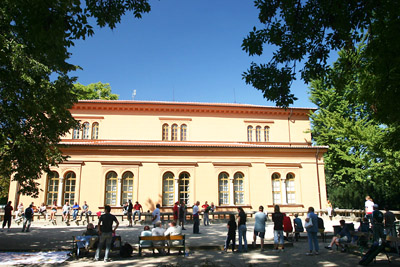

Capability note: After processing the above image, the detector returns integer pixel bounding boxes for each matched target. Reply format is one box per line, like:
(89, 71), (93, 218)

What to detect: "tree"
(74, 82), (119, 100)
(310, 49), (400, 209)
(0, 0), (150, 197)
(242, 0), (400, 130)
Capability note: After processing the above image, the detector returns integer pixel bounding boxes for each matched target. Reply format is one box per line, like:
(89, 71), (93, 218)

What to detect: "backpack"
(24, 207), (33, 218)
(120, 242), (133, 257)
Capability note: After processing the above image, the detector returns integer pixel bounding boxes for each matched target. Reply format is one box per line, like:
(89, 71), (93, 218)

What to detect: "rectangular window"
(272, 179), (281, 204)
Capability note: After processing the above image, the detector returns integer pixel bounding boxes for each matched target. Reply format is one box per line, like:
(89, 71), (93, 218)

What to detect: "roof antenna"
(132, 89), (136, 100)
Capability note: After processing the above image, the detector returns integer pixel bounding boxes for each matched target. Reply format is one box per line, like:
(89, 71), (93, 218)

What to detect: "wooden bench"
(138, 235), (185, 256)
(72, 235), (121, 257)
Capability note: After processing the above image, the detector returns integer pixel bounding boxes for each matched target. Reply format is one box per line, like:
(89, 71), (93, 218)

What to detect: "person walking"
(1, 201), (13, 232)
(272, 205), (285, 251)
(95, 205), (119, 262)
(22, 204), (34, 232)
(151, 204), (161, 228)
(305, 206), (319, 256)
(193, 201), (200, 234)
(253, 205), (267, 251)
(237, 207), (248, 252)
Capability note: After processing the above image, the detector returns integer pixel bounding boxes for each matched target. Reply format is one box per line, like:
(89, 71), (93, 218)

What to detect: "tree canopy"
(310, 49), (400, 209)
(0, 0), (150, 196)
(74, 82), (119, 100)
(242, 0), (400, 130)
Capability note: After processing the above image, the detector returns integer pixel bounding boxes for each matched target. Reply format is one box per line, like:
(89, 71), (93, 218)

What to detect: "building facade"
(9, 100), (328, 212)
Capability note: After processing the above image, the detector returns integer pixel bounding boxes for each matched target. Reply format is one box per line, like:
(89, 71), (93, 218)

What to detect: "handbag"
(305, 217), (313, 228)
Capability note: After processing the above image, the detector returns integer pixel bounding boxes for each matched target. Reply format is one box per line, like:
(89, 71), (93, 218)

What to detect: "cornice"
(212, 162), (252, 167)
(265, 163), (302, 168)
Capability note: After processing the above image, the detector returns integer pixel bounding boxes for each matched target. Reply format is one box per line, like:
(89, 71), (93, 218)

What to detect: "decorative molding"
(244, 120), (275, 124)
(159, 117), (192, 121)
(100, 161), (142, 166)
(267, 204), (304, 208)
(158, 162), (198, 167)
(58, 160), (85, 165)
(74, 116), (104, 120)
(265, 163), (302, 168)
(213, 162), (252, 167)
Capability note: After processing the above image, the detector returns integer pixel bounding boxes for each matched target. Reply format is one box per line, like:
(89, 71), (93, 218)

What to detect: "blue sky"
(69, 0), (333, 108)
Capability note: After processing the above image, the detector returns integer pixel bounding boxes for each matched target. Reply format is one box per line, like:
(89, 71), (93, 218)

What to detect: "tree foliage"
(243, 0), (400, 130)
(310, 49), (400, 209)
(0, 0), (150, 197)
(74, 82), (119, 100)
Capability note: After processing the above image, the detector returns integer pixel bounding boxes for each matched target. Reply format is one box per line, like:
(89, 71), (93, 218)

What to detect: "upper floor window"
(256, 126), (261, 142)
(247, 126), (253, 142)
(72, 127), (80, 139)
(264, 126), (270, 142)
(162, 124), (169, 141)
(181, 124), (187, 141)
(82, 122), (90, 139)
(171, 124), (178, 141)
(92, 122), (99, 139)
(233, 172), (244, 205)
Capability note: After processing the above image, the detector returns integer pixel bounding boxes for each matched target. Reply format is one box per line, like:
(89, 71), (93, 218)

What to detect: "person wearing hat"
(173, 202), (179, 223)
(372, 204), (384, 242)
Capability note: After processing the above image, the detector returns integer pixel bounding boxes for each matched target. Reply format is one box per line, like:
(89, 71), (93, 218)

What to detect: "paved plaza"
(0, 218), (398, 266)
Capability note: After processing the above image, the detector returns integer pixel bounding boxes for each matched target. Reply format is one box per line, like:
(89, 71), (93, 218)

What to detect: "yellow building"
(9, 100), (328, 212)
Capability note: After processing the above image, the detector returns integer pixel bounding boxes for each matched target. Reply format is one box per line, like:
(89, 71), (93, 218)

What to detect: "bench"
(138, 235), (185, 256)
(72, 235), (121, 257)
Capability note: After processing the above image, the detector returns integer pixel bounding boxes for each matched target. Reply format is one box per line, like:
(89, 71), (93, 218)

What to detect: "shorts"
(254, 230), (265, 238)
(338, 236), (348, 243)
(63, 211), (69, 215)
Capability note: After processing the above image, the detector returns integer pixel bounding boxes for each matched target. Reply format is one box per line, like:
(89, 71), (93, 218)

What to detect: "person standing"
(272, 205), (284, 251)
(22, 204), (34, 232)
(372, 204), (384, 242)
(173, 202), (179, 223)
(253, 205), (267, 251)
(179, 200), (186, 230)
(202, 201), (210, 226)
(1, 201), (13, 232)
(133, 201), (143, 221)
(152, 204), (161, 228)
(365, 196), (374, 224)
(193, 201), (200, 234)
(326, 200), (333, 221)
(237, 207), (248, 253)
(224, 214), (237, 252)
(384, 206), (396, 237)
(305, 206), (319, 256)
(95, 205), (119, 262)
(127, 200), (133, 227)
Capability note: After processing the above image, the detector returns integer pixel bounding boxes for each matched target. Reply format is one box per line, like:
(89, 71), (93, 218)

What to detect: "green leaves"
(73, 82), (119, 100)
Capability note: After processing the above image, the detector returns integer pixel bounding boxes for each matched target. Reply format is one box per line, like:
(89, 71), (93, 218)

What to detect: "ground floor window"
(105, 171), (118, 206)
(179, 172), (190, 204)
(162, 172), (175, 206)
(46, 171), (59, 206)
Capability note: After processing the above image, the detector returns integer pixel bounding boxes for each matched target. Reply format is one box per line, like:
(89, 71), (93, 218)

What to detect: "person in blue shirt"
(72, 202), (80, 220)
(325, 219), (351, 252)
(293, 214), (304, 241)
(305, 206), (319, 255)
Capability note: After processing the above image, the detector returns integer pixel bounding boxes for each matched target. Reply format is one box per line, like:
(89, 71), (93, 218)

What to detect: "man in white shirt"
(253, 205), (267, 251)
(62, 202), (71, 222)
(164, 221), (182, 245)
(152, 204), (161, 227)
(193, 201), (200, 234)
(152, 221), (166, 254)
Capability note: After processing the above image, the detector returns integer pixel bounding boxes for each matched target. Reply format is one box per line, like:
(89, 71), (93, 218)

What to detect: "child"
(224, 214), (237, 252)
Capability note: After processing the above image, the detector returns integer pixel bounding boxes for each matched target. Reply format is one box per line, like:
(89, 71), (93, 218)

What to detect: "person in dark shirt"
(1, 201), (13, 232)
(325, 220), (351, 251)
(372, 204), (384, 242)
(224, 214), (237, 252)
(237, 207), (248, 252)
(384, 206), (396, 237)
(272, 205), (284, 250)
(127, 200), (133, 227)
(95, 205), (119, 262)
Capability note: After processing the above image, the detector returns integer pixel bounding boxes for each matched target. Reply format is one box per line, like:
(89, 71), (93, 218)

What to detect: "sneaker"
(315, 251), (319, 255)
(325, 246), (332, 250)
(104, 259), (111, 262)
(94, 257), (99, 261)
(306, 252), (313, 256)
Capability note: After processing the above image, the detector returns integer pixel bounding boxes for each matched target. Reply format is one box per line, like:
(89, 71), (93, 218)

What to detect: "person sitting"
(152, 221), (166, 254)
(283, 214), (293, 241)
(76, 223), (99, 253)
(293, 214), (304, 241)
(164, 221), (183, 246)
(39, 203), (47, 220)
(72, 202), (80, 220)
(140, 226), (153, 247)
(325, 219), (351, 252)
(84, 223), (99, 236)
(318, 217), (325, 242)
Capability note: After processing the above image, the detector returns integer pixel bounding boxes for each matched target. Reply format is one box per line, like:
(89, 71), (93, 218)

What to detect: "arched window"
(105, 171), (118, 206)
(234, 172), (244, 205)
(122, 171), (134, 204)
(247, 126), (253, 142)
(46, 171), (59, 206)
(180, 124), (187, 141)
(286, 173), (296, 204)
(72, 127), (80, 139)
(92, 122), (99, 139)
(64, 172), (76, 204)
(218, 172), (229, 205)
(272, 173), (281, 204)
(179, 172), (190, 204)
(162, 172), (175, 206)
(82, 122), (90, 139)
(256, 126), (261, 142)
(171, 124), (178, 141)
(264, 126), (270, 142)
(162, 124), (169, 141)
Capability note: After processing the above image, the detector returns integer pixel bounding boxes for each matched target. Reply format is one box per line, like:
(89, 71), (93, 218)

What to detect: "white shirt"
(164, 225), (182, 236)
(193, 205), (199, 215)
(365, 200), (374, 214)
(152, 208), (160, 223)
(63, 205), (70, 213)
